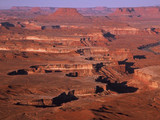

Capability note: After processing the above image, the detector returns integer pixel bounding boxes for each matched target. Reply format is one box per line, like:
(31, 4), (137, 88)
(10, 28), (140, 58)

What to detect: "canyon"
(0, 6), (160, 120)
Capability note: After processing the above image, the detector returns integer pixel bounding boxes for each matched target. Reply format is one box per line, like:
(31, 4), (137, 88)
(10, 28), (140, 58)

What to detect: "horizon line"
(0, 5), (159, 10)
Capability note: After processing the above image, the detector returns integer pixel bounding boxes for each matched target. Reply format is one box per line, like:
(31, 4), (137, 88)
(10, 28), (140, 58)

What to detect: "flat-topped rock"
(52, 8), (83, 17)
(38, 8), (91, 23)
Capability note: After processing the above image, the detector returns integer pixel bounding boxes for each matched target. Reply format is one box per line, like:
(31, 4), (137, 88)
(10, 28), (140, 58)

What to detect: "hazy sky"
(0, 0), (160, 9)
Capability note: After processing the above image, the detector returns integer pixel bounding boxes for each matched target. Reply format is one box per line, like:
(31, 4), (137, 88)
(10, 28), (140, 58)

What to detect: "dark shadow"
(76, 49), (84, 55)
(15, 90), (78, 108)
(30, 65), (39, 70)
(127, 8), (135, 13)
(94, 63), (104, 72)
(103, 32), (115, 39)
(125, 62), (135, 74)
(118, 59), (128, 65)
(66, 72), (78, 77)
(45, 70), (52, 73)
(1, 22), (15, 29)
(138, 41), (160, 50)
(8, 69), (28, 76)
(118, 59), (135, 74)
(7, 71), (17, 75)
(85, 57), (94, 61)
(52, 25), (60, 29)
(95, 76), (109, 83)
(41, 26), (46, 30)
(101, 30), (116, 42)
(133, 55), (146, 59)
(137, 15), (141, 17)
(54, 70), (62, 72)
(52, 90), (78, 106)
(21, 52), (28, 58)
(95, 76), (138, 93)
(95, 86), (104, 93)
(151, 28), (159, 34)
(107, 81), (138, 93)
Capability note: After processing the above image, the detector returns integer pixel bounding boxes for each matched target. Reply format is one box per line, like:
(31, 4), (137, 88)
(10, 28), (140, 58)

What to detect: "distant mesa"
(115, 8), (136, 15)
(30, 7), (41, 13)
(110, 8), (140, 17)
(77, 7), (115, 16)
(109, 6), (160, 18)
(29, 7), (56, 14)
(11, 6), (32, 11)
(38, 8), (91, 23)
(52, 8), (83, 17)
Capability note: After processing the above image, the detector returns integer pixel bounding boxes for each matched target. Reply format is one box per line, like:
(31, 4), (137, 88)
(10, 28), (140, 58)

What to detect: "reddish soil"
(0, 6), (160, 120)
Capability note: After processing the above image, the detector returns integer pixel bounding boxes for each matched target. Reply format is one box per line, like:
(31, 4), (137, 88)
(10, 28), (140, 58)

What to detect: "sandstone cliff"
(134, 66), (160, 89)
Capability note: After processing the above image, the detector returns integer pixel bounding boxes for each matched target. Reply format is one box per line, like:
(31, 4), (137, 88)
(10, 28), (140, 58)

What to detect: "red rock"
(52, 8), (83, 17)
(38, 8), (91, 23)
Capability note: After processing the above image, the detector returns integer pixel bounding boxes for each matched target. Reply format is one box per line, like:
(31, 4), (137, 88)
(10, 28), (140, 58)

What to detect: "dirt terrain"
(0, 6), (160, 120)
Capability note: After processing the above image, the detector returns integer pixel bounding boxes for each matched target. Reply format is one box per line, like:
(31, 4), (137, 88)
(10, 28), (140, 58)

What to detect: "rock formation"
(77, 7), (115, 16)
(15, 90), (78, 107)
(39, 8), (91, 23)
(134, 66), (160, 89)
(109, 6), (160, 20)
(53, 8), (83, 17)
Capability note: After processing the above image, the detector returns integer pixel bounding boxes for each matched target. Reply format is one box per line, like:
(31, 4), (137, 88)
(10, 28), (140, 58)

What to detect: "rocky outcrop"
(15, 90), (78, 107)
(44, 64), (93, 71)
(53, 8), (83, 17)
(76, 47), (109, 56)
(104, 27), (140, 35)
(109, 7), (160, 20)
(75, 84), (107, 95)
(110, 8), (140, 17)
(52, 90), (78, 106)
(110, 48), (133, 61)
(134, 66), (160, 89)
(103, 27), (160, 35)
(38, 8), (91, 23)
(0, 47), (76, 53)
(95, 73), (138, 93)
(85, 56), (111, 61)
(17, 21), (41, 30)
(0, 39), (78, 53)
(8, 64), (94, 76)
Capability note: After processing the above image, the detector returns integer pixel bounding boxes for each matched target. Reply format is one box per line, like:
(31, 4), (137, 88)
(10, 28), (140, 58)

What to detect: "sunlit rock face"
(134, 66), (160, 89)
